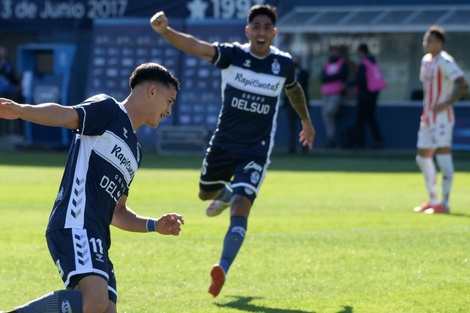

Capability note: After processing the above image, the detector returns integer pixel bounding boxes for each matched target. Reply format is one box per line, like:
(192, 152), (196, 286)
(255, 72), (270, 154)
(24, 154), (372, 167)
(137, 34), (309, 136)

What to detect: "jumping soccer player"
(151, 4), (315, 297)
(413, 25), (469, 214)
(0, 62), (184, 313)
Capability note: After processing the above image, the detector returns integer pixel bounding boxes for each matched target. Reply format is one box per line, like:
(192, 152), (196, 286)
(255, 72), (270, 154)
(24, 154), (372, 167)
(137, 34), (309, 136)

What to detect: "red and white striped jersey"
(420, 51), (464, 125)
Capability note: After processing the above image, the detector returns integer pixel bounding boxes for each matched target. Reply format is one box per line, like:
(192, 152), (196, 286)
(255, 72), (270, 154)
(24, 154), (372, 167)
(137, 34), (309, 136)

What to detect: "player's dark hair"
(247, 5), (277, 25)
(358, 43), (369, 55)
(427, 25), (446, 44)
(129, 62), (180, 91)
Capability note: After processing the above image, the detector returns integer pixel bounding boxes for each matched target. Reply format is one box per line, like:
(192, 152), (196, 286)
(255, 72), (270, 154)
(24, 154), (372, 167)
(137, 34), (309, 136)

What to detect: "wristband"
(146, 219), (157, 232)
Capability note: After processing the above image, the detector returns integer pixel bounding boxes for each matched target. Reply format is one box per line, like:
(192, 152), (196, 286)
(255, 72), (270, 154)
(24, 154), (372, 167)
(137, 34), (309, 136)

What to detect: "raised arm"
(150, 11), (216, 62)
(0, 98), (79, 129)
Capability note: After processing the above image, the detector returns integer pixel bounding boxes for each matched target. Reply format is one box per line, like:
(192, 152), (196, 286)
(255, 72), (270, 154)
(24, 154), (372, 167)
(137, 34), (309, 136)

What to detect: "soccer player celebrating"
(0, 63), (184, 313)
(151, 5), (315, 297)
(413, 25), (469, 214)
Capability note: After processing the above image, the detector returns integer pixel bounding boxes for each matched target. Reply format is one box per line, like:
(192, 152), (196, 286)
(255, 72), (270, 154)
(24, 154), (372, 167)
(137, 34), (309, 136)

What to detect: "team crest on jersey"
(271, 59), (280, 75)
(250, 171), (261, 184)
(243, 59), (251, 68)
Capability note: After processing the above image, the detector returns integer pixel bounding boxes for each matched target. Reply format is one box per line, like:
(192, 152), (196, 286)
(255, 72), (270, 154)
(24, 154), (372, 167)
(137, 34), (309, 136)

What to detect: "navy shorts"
(199, 145), (269, 203)
(46, 228), (117, 303)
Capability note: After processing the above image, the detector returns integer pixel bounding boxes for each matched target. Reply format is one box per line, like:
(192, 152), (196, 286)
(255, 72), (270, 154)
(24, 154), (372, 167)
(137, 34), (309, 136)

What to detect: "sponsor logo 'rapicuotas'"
(111, 144), (135, 178)
(234, 73), (280, 92)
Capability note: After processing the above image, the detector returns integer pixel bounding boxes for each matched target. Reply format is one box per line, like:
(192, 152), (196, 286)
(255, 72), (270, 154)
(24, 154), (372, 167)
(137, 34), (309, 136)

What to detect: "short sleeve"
(442, 58), (464, 82)
(211, 42), (237, 69)
(284, 60), (297, 89)
(74, 95), (119, 136)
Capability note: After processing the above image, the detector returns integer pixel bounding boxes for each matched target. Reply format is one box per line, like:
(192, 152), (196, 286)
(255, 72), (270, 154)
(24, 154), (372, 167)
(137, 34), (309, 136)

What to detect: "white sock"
(436, 153), (454, 208)
(416, 155), (438, 204)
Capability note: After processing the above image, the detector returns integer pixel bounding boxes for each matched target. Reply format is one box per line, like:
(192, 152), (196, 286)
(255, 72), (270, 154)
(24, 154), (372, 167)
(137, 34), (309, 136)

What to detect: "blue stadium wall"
(276, 105), (470, 151)
(1, 0), (469, 151)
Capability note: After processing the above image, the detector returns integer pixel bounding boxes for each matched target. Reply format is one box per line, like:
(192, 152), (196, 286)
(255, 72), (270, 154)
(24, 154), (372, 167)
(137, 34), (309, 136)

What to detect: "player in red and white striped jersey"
(414, 25), (469, 214)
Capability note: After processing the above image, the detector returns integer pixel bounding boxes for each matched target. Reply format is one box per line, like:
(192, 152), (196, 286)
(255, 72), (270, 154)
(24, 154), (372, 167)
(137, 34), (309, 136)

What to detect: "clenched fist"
(0, 98), (20, 120)
(150, 11), (169, 35)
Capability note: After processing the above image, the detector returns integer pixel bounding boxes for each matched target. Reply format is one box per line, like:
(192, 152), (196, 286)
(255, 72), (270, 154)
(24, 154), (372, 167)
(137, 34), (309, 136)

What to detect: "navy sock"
(17, 290), (82, 313)
(219, 216), (247, 274)
(215, 186), (232, 203)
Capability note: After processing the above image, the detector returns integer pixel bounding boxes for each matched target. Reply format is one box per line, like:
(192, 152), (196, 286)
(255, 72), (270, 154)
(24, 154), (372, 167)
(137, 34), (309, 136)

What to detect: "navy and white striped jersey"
(46, 94), (142, 247)
(209, 42), (296, 156)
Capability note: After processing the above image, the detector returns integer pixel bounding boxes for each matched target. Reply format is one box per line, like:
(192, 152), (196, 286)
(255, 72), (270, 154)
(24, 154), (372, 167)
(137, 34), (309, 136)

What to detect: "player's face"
(423, 32), (442, 56)
(148, 85), (176, 128)
(246, 15), (277, 58)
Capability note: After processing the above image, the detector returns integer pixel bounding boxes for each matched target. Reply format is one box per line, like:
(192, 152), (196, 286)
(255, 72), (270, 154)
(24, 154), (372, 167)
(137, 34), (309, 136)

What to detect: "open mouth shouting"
(256, 38), (266, 47)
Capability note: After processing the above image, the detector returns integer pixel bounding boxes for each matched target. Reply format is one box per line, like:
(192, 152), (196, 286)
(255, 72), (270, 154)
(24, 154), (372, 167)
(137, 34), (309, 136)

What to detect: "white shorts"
(417, 121), (454, 149)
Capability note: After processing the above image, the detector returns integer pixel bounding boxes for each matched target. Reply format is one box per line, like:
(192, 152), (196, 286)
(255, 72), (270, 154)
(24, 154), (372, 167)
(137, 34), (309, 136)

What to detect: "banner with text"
(1, 0), (279, 30)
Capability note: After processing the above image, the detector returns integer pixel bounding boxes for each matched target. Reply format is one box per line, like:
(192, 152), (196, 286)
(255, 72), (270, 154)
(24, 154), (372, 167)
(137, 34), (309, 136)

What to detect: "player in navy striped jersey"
(151, 5), (315, 297)
(0, 63), (184, 313)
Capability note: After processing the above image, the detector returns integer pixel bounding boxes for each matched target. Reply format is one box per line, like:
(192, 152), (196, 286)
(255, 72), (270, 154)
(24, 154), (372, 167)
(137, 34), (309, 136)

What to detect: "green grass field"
(0, 151), (469, 313)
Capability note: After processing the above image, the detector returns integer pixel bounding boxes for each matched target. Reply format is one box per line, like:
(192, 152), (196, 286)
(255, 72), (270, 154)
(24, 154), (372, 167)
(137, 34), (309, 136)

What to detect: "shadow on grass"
(214, 296), (353, 313)
(449, 212), (470, 219)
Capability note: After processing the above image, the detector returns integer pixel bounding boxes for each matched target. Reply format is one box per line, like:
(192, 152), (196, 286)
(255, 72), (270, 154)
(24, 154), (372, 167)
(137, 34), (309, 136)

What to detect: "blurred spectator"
(320, 46), (349, 148)
(348, 43), (386, 149)
(0, 45), (22, 101)
(0, 45), (23, 135)
(339, 45), (357, 101)
(284, 55), (310, 154)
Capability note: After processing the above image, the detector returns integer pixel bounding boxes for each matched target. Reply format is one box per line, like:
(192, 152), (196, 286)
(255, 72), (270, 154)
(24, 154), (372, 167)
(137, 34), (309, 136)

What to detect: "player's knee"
(199, 190), (218, 201)
(82, 297), (109, 313)
(81, 289), (109, 313)
(198, 191), (209, 200)
(76, 275), (110, 313)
